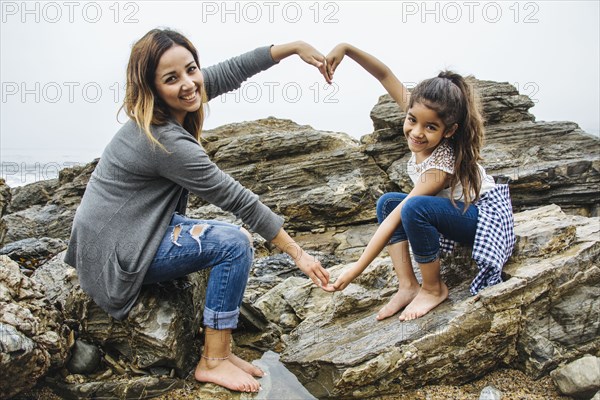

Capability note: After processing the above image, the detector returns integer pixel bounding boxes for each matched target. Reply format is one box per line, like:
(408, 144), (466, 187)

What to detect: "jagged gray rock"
(6, 178), (58, 213)
(0, 255), (71, 399)
(2, 203), (75, 245)
(0, 160), (97, 246)
(48, 375), (185, 400)
(0, 237), (67, 272)
(0, 179), (11, 246)
(550, 355), (600, 399)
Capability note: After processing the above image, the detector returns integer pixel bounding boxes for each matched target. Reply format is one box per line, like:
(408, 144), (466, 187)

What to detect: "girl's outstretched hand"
(325, 43), (347, 83)
(322, 265), (359, 292)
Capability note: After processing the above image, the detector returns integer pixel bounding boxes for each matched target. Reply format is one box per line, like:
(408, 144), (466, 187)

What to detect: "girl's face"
(403, 102), (456, 161)
(154, 45), (203, 124)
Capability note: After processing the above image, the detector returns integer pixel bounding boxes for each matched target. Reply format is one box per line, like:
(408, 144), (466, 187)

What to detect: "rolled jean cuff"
(203, 306), (239, 330)
(412, 251), (440, 264)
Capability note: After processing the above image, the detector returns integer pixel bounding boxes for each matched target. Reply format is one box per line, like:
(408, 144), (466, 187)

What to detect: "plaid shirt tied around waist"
(439, 184), (516, 295)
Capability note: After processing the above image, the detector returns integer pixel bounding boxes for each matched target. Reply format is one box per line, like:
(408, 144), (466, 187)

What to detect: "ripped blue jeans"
(143, 213), (253, 330)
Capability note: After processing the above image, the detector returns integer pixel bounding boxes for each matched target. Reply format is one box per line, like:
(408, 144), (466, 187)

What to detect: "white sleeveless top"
(406, 139), (495, 201)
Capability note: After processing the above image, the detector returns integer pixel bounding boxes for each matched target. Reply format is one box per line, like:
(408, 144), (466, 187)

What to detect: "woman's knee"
(239, 227), (253, 246)
(227, 228), (254, 267)
(220, 227), (253, 253)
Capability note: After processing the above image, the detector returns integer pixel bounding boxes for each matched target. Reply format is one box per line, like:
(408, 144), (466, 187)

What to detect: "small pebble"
(479, 385), (502, 400)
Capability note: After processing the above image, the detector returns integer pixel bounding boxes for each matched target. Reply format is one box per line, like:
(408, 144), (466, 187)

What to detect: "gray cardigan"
(64, 46), (284, 320)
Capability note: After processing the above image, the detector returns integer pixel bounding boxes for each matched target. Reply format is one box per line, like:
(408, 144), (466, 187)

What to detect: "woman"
(65, 28), (331, 393)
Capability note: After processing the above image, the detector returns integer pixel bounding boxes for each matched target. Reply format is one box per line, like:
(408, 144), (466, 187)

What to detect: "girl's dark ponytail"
(409, 71), (486, 208)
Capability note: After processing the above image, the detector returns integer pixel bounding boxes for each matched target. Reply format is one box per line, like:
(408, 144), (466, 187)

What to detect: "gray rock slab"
(550, 355), (600, 399)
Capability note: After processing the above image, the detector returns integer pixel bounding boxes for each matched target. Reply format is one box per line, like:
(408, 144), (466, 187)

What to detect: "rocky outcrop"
(0, 252), (211, 399)
(32, 255), (210, 377)
(0, 255), (71, 399)
(0, 161), (97, 246)
(0, 179), (11, 246)
(244, 205), (600, 398)
(483, 121), (599, 215)
(2, 82), (597, 251)
(199, 118), (394, 230)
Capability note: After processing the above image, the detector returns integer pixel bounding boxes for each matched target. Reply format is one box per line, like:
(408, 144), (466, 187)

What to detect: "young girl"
(65, 28), (331, 393)
(322, 43), (515, 322)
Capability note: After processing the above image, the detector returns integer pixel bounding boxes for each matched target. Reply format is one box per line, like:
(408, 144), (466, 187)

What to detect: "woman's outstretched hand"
(322, 264), (359, 292)
(294, 250), (330, 289)
(294, 41), (331, 83)
(324, 43), (347, 83)
(269, 41), (331, 83)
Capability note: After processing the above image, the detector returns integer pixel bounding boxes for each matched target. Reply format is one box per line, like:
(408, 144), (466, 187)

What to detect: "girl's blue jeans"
(143, 212), (253, 330)
(377, 192), (479, 264)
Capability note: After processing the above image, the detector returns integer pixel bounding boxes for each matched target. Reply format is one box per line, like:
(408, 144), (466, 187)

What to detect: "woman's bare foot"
(398, 282), (448, 321)
(376, 285), (420, 320)
(195, 357), (260, 393)
(229, 353), (265, 377)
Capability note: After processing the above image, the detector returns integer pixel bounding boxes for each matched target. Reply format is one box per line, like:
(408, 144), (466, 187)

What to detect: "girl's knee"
(377, 192), (408, 223)
(401, 196), (426, 221)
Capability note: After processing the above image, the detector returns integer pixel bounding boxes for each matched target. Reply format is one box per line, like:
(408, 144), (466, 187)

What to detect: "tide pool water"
(253, 351), (317, 400)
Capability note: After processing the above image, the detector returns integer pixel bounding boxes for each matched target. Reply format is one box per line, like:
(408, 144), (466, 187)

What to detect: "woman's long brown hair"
(120, 28), (207, 149)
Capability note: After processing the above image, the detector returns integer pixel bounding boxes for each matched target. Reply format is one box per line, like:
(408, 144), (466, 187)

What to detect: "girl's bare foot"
(376, 285), (420, 320)
(399, 282), (448, 321)
(195, 357), (260, 393)
(229, 353), (265, 377)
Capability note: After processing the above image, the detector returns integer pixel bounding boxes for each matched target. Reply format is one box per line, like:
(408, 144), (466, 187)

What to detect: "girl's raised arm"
(326, 43), (409, 111)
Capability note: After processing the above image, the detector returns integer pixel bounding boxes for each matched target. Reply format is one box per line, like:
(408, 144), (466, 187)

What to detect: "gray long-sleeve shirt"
(64, 46), (284, 320)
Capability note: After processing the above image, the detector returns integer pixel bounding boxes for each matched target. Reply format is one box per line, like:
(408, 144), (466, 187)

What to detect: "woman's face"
(154, 45), (203, 124)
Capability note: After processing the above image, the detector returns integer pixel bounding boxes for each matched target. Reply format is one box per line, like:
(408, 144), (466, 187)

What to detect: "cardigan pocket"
(102, 251), (139, 309)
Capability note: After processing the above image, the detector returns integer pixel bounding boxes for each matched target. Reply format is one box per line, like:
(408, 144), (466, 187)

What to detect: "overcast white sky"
(1, 1), (599, 166)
